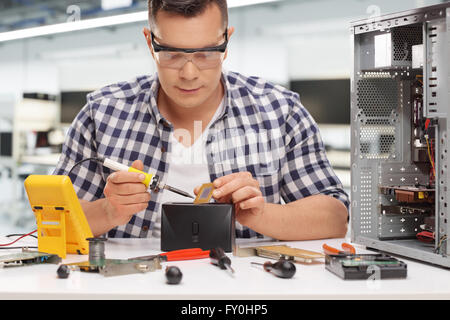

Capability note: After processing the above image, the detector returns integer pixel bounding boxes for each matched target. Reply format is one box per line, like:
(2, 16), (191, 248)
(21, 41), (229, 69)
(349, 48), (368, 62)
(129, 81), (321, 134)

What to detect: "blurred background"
(0, 0), (446, 235)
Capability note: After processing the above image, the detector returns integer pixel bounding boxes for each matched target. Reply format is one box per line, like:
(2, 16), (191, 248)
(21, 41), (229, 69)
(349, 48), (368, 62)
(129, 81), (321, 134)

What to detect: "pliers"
(322, 242), (356, 255)
(129, 248), (211, 262)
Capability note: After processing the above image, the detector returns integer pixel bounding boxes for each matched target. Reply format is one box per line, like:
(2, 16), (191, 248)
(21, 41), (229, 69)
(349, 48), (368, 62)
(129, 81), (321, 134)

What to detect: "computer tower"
(350, 3), (450, 267)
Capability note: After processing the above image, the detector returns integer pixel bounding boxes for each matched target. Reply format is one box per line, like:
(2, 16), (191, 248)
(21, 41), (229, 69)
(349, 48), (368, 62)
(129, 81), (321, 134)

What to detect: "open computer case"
(350, 2), (450, 267)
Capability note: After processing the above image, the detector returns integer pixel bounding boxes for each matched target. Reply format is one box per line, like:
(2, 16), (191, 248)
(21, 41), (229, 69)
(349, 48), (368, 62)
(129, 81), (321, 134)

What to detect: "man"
(54, 0), (349, 240)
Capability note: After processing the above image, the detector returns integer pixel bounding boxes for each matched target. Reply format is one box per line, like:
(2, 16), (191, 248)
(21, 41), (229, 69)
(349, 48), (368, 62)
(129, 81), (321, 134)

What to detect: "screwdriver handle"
(209, 247), (233, 272)
(263, 260), (296, 279)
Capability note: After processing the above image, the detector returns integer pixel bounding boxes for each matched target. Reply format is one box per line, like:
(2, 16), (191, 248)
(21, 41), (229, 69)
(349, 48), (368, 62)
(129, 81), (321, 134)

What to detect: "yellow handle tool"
(102, 158), (156, 188)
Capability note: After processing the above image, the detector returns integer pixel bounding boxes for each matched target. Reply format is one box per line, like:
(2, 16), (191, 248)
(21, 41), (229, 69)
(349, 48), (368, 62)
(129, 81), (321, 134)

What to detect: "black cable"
(67, 157), (104, 180)
(0, 246), (38, 250)
(6, 233), (38, 239)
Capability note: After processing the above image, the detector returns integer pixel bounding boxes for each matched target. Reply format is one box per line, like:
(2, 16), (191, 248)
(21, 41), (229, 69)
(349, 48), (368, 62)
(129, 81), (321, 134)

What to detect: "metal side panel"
(355, 236), (450, 268)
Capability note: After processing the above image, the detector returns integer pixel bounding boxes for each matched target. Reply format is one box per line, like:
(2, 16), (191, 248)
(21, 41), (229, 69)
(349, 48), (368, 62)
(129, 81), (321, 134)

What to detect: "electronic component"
(380, 204), (433, 216)
(325, 254), (407, 280)
(0, 249), (61, 268)
(379, 186), (435, 204)
(194, 183), (215, 204)
(63, 238), (162, 277)
(235, 244), (324, 264)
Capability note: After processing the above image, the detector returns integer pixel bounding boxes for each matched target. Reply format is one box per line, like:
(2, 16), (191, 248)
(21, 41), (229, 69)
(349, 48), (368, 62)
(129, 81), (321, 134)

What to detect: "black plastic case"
(161, 202), (235, 252)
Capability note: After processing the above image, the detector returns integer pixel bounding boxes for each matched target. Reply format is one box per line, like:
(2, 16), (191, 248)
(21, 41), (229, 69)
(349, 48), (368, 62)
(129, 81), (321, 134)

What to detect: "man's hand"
(195, 172), (265, 226)
(103, 160), (151, 226)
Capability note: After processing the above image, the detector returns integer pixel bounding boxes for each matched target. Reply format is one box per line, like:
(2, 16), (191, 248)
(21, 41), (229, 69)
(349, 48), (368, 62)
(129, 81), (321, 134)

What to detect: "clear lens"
(155, 51), (224, 69)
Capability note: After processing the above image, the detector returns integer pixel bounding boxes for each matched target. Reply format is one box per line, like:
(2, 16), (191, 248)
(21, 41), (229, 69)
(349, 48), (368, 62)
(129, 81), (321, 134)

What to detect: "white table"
(0, 237), (449, 300)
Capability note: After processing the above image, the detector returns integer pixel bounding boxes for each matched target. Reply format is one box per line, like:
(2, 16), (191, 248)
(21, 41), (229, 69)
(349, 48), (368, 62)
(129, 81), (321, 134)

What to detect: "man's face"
(144, 4), (230, 110)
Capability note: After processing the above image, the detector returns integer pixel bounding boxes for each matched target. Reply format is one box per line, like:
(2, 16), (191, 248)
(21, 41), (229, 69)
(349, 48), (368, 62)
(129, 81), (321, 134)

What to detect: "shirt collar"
(147, 73), (168, 127)
(147, 71), (233, 127)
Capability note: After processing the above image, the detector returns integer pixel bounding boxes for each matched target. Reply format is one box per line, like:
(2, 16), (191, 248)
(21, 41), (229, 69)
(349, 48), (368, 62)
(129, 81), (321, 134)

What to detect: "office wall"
(0, 0), (443, 98)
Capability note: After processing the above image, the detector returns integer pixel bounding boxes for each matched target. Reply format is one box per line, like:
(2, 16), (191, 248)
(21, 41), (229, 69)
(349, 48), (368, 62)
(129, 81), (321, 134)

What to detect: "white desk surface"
(0, 237), (449, 300)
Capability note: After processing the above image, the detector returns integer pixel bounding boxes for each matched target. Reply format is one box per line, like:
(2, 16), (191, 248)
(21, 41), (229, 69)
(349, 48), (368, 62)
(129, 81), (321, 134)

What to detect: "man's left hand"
(194, 172), (265, 226)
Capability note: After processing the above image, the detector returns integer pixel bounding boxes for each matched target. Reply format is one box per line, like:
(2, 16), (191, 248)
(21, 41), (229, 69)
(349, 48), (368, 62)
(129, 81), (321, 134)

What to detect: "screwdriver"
(209, 247), (235, 275)
(251, 259), (296, 279)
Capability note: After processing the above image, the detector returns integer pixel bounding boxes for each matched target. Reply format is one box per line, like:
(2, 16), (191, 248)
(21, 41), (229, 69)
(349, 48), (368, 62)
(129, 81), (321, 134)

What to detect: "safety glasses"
(151, 29), (228, 70)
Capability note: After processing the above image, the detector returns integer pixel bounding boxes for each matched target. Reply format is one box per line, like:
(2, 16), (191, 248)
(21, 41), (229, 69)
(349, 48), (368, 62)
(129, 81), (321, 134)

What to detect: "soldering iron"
(67, 157), (195, 199)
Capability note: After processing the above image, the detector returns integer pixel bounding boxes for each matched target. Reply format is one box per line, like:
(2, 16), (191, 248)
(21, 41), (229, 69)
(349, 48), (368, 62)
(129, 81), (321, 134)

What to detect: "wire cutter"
(129, 248), (211, 262)
(322, 242), (356, 255)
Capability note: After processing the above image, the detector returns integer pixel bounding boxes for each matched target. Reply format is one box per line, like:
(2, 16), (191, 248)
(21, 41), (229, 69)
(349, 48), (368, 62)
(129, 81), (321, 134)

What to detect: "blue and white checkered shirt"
(53, 70), (349, 238)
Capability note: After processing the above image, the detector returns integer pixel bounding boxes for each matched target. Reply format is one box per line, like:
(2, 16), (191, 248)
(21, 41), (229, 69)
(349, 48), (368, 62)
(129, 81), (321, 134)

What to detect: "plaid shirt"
(53, 70), (349, 238)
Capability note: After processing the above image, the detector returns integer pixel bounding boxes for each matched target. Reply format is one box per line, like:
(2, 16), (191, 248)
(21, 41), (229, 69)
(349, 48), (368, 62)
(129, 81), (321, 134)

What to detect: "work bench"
(0, 237), (449, 300)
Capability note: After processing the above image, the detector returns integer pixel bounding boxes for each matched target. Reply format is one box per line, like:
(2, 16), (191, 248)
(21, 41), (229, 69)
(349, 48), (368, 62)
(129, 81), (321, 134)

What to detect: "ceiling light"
(0, 0), (281, 43)
(228, 0), (280, 8)
(101, 0), (133, 11)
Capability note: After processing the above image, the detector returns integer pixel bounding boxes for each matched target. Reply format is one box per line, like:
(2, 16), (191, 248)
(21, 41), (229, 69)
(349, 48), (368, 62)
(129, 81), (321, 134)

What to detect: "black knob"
(165, 266), (182, 284)
(57, 265), (70, 279)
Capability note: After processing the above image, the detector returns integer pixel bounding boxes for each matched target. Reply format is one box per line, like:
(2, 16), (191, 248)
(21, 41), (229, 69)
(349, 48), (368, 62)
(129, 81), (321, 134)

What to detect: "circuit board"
(0, 250), (61, 267)
(235, 244), (324, 264)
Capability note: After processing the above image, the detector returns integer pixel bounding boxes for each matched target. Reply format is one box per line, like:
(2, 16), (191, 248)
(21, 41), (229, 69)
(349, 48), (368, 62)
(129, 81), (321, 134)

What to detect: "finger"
(213, 176), (258, 199)
(108, 171), (146, 184)
(239, 196), (265, 211)
(121, 202), (149, 216)
(131, 159), (144, 171)
(193, 185), (201, 195)
(116, 182), (148, 195)
(111, 192), (151, 205)
(215, 195), (232, 204)
(213, 171), (252, 188)
(230, 186), (262, 204)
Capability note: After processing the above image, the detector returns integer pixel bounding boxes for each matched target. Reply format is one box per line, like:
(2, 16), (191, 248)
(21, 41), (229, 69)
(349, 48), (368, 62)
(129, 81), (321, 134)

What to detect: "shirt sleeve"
(52, 102), (105, 201)
(280, 96), (350, 211)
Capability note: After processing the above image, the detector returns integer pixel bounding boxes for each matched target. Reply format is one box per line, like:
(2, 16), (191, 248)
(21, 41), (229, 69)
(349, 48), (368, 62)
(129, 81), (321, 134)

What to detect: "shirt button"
(142, 225), (149, 232)
(161, 146), (166, 153)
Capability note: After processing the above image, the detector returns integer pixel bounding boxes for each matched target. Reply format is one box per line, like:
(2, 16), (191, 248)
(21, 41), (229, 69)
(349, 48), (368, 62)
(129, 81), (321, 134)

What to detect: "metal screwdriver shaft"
(210, 247), (235, 275)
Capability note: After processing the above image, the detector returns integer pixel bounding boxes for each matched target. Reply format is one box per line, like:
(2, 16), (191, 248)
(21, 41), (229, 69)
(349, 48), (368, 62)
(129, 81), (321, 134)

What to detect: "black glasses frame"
(151, 29), (228, 54)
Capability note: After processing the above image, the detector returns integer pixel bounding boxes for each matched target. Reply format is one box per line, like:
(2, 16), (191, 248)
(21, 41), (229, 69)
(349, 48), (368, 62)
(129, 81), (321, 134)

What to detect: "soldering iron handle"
(102, 158), (154, 188)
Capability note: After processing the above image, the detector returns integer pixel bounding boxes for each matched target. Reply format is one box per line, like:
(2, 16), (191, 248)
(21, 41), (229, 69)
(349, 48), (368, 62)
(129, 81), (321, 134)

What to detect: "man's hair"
(148, 0), (228, 30)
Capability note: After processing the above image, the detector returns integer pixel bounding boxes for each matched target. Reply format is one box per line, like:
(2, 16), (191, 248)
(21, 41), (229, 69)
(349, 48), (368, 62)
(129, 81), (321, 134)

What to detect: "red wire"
(0, 229), (37, 247)
(425, 118), (431, 130)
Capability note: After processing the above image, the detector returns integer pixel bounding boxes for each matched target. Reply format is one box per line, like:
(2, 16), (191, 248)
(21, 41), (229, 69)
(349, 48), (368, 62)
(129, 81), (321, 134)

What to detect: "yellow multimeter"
(24, 175), (93, 259)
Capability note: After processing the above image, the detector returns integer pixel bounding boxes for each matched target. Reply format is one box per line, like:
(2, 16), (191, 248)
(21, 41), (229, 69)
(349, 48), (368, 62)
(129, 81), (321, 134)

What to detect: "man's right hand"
(102, 159), (151, 226)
